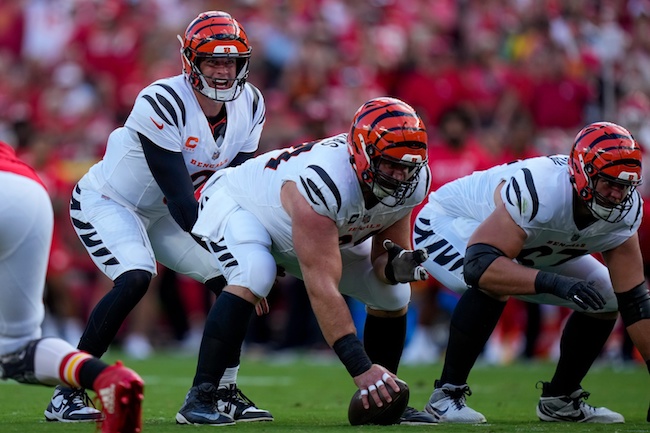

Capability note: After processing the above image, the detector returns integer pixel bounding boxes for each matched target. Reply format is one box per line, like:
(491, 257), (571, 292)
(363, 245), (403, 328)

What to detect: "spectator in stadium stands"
(0, 140), (143, 433)
(42, 10), (272, 424)
(414, 121), (647, 424)
(177, 97), (435, 425)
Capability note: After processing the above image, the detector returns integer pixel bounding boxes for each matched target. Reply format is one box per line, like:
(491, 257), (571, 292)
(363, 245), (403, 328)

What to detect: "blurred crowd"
(2, 0), (650, 363)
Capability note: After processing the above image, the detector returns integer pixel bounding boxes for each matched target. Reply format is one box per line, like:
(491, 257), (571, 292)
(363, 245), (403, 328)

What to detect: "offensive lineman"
(0, 140), (144, 433)
(44, 11), (271, 425)
(177, 97), (436, 425)
(413, 122), (649, 423)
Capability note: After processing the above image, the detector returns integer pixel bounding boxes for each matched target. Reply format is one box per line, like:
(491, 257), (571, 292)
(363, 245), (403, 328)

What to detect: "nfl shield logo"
(212, 151), (220, 160)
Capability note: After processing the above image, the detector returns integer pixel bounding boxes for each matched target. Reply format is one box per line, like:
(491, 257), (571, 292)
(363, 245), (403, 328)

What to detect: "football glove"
(383, 240), (428, 284)
(535, 271), (605, 311)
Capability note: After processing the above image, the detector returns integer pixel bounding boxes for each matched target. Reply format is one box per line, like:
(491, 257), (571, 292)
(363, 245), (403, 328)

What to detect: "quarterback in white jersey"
(414, 122), (649, 424)
(179, 98), (437, 425)
(50, 11), (272, 425)
(83, 73), (263, 219)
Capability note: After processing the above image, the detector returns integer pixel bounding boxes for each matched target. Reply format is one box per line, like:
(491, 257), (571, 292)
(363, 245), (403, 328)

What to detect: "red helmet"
(347, 97), (428, 205)
(179, 11), (251, 102)
(569, 122), (643, 222)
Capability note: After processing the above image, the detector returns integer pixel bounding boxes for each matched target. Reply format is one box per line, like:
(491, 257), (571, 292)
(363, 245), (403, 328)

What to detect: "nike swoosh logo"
(431, 407), (449, 416)
(150, 117), (164, 130)
(539, 405), (586, 421)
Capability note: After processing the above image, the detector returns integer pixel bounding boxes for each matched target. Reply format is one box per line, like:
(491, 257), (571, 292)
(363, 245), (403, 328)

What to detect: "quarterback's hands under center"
(353, 365), (400, 409)
(255, 297), (270, 316)
(383, 239), (429, 284)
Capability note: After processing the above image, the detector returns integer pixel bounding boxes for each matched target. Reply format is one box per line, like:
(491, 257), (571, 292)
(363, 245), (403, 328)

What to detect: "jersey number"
(517, 246), (587, 267)
(265, 141), (317, 169)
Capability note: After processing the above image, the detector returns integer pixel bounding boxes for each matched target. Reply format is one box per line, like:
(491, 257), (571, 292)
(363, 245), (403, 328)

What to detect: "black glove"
(534, 271), (605, 311)
(383, 240), (428, 284)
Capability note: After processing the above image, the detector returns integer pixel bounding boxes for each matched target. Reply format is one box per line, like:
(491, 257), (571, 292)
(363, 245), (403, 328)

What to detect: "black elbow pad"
(463, 243), (506, 289)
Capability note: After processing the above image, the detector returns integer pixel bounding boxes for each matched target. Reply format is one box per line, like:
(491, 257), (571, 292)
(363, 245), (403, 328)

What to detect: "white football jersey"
(82, 75), (265, 216)
(431, 155), (643, 268)
(204, 133), (431, 257)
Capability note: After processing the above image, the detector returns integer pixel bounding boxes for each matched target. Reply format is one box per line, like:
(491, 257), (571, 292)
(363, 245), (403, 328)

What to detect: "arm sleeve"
(139, 132), (198, 232)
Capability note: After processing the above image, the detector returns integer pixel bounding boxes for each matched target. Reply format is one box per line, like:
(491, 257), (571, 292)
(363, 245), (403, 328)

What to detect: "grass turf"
(0, 349), (648, 432)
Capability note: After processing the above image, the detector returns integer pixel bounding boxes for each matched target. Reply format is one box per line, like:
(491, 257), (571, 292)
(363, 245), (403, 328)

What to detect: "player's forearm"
(304, 277), (356, 346)
(478, 257), (538, 295)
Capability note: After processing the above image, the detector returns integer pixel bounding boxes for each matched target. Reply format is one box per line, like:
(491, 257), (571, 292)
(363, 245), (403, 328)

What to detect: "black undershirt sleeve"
(139, 132), (198, 232)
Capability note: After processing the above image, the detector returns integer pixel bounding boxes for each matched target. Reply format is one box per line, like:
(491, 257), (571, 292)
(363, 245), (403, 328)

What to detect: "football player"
(413, 122), (647, 423)
(44, 11), (270, 425)
(177, 97), (436, 425)
(0, 140), (144, 433)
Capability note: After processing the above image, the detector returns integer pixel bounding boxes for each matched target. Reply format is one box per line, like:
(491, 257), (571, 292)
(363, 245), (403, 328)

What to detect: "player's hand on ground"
(352, 365), (400, 409)
(383, 240), (428, 284)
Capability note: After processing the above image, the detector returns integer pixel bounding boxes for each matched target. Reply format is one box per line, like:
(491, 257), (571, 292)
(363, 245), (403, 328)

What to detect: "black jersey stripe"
(154, 83), (186, 126)
(506, 169), (539, 222)
(155, 93), (179, 128)
(505, 182), (515, 207)
(300, 177), (329, 211)
(250, 84), (261, 117)
(511, 177), (523, 215)
(307, 165), (342, 211)
(521, 168), (539, 222)
(71, 217), (93, 230)
(70, 185), (81, 211)
(413, 219), (433, 246)
(142, 95), (173, 126)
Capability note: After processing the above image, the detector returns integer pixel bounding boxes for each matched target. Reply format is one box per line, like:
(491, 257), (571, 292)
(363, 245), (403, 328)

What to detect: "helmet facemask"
(179, 11), (252, 103)
(365, 150), (426, 206)
(578, 167), (640, 223)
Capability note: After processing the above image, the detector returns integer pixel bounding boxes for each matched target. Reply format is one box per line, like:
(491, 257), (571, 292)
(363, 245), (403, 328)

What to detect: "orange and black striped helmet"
(569, 121), (642, 222)
(347, 97), (428, 205)
(179, 11), (251, 101)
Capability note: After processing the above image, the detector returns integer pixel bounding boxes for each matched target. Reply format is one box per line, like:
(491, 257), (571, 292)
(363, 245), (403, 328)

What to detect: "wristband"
(534, 271), (557, 294)
(332, 334), (372, 378)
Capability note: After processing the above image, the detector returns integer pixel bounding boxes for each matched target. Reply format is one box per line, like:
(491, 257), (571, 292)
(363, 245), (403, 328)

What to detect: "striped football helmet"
(569, 121), (642, 222)
(347, 97), (428, 205)
(179, 11), (251, 102)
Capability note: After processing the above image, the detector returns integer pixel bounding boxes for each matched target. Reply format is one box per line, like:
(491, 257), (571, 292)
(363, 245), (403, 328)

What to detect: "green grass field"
(1, 349), (648, 432)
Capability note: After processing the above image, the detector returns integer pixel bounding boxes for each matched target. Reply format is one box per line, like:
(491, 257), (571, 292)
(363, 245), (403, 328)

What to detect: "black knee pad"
(114, 269), (152, 300)
(616, 283), (650, 327)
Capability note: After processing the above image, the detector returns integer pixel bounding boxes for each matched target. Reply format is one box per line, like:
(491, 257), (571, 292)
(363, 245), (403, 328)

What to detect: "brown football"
(347, 379), (410, 425)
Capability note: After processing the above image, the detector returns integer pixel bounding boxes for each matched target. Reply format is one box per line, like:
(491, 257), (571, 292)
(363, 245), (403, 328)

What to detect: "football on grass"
(348, 379), (410, 425)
